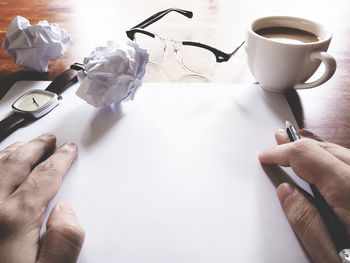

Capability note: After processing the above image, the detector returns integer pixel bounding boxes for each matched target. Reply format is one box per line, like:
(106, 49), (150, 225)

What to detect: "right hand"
(259, 129), (350, 263)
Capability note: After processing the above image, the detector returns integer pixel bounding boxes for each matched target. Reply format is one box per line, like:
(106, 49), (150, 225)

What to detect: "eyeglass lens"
(133, 32), (217, 75)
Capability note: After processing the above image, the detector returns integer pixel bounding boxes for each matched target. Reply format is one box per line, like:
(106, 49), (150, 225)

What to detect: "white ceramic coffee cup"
(246, 16), (336, 92)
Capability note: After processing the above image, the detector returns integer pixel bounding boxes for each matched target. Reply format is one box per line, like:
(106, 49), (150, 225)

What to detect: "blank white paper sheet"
(0, 81), (311, 262)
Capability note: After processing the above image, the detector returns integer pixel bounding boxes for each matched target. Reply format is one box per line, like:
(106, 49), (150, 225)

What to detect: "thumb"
(277, 183), (340, 263)
(37, 202), (85, 263)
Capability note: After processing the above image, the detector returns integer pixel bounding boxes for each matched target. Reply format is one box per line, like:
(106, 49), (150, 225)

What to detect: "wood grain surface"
(1, 0), (350, 147)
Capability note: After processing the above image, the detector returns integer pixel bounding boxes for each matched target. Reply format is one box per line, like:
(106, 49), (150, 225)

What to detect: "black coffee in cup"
(255, 26), (319, 44)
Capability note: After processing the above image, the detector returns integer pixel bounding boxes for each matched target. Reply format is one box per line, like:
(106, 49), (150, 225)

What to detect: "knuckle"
(6, 150), (29, 163)
(292, 138), (315, 153)
(289, 139), (318, 164)
(0, 141), (24, 154)
(286, 200), (318, 234)
(35, 160), (62, 180)
(0, 153), (9, 163)
(50, 223), (85, 248)
(35, 161), (60, 175)
(25, 175), (41, 194)
(0, 153), (32, 174)
(33, 163), (63, 186)
(318, 142), (338, 152)
(14, 184), (40, 211)
(23, 169), (61, 199)
(9, 193), (46, 226)
(0, 204), (19, 233)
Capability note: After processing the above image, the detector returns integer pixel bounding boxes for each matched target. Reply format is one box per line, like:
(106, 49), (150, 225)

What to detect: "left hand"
(0, 133), (85, 263)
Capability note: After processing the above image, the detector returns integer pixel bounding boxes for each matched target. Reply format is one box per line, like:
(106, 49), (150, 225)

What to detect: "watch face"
(12, 89), (59, 118)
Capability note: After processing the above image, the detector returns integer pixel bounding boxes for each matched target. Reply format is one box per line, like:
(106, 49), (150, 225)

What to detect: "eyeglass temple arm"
(131, 8), (193, 29)
(214, 41), (245, 62)
(228, 41), (245, 59)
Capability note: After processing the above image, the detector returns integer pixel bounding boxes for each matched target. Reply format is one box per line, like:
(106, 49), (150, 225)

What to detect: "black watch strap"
(0, 113), (29, 142)
(46, 63), (84, 95)
(0, 63), (85, 143)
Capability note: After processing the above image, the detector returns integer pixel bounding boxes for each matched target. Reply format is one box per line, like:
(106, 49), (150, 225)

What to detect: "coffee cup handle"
(294, 51), (337, 90)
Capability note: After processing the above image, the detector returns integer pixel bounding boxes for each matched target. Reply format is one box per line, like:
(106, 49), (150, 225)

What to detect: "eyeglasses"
(126, 8), (244, 76)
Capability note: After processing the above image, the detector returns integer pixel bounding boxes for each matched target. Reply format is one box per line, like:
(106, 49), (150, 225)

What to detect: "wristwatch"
(0, 63), (84, 142)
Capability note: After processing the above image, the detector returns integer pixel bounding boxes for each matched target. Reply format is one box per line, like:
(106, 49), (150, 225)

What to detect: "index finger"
(274, 128), (324, 146)
(259, 138), (350, 199)
(10, 142), (78, 212)
(274, 129), (350, 165)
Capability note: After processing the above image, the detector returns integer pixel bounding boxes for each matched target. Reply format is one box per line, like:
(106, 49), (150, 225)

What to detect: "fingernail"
(13, 141), (25, 146)
(257, 151), (265, 162)
(276, 128), (286, 134)
(61, 142), (78, 150)
(40, 132), (55, 138)
(277, 183), (296, 205)
(57, 202), (75, 214)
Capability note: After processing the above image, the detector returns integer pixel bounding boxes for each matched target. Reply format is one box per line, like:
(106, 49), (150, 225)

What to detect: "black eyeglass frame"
(126, 8), (244, 63)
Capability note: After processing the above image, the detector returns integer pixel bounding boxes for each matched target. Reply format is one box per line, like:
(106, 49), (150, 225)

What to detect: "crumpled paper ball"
(2, 16), (72, 72)
(76, 40), (149, 107)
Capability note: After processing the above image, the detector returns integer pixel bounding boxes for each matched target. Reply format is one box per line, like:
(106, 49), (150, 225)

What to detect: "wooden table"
(1, 0), (350, 147)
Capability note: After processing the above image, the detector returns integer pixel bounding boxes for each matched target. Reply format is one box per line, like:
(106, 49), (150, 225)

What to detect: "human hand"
(0, 133), (85, 263)
(259, 129), (350, 263)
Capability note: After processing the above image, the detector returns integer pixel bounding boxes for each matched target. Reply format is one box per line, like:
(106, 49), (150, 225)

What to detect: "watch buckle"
(70, 63), (85, 71)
